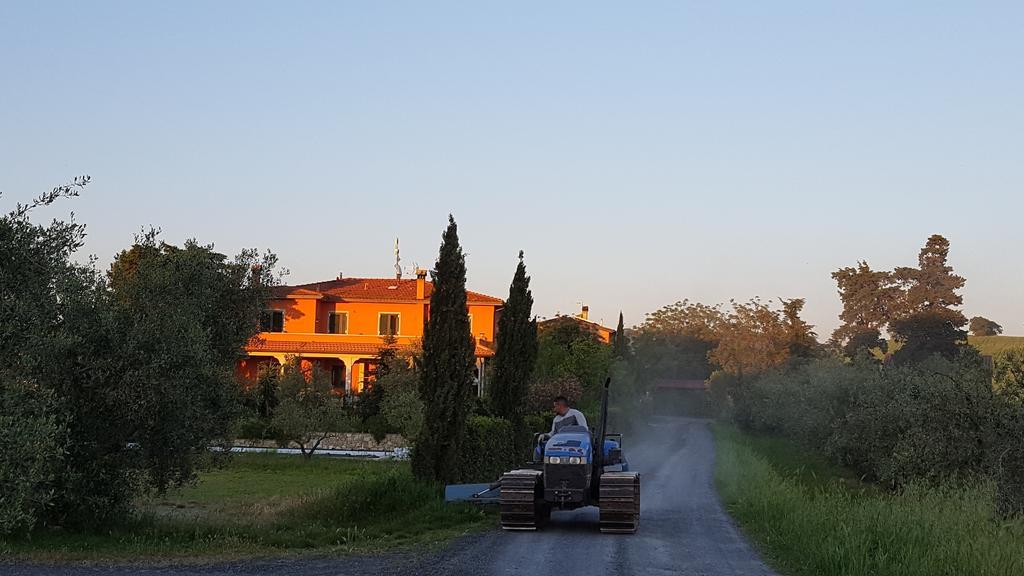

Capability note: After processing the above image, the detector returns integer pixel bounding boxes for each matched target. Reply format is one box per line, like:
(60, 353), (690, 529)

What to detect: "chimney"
(336, 271), (343, 280)
(580, 305), (589, 320)
(416, 268), (427, 299)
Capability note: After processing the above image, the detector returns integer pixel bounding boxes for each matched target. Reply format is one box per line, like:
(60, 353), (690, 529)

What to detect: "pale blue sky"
(2, 1), (1022, 336)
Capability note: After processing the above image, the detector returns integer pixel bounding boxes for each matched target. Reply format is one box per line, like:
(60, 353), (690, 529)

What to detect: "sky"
(2, 1), (1022, 336)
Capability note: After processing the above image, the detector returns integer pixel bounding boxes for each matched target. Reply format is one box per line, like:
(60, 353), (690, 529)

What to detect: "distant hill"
(969, 335), (1024, 356)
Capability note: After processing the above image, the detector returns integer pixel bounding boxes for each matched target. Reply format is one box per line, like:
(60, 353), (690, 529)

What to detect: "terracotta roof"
(273, 277), (503, 305)
(286, 288), (322, 298)
(539, 314), (615, 334)
(246, 338), (495, 358)
(653, 379), (708, 390)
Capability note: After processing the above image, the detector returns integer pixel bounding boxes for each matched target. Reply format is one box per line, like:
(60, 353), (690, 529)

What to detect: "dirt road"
(4, 418), (777, 576)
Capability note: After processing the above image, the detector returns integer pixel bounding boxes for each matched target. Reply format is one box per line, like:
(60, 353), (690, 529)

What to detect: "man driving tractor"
(550, 395), (588, 434)
(534, 395), (589, 460)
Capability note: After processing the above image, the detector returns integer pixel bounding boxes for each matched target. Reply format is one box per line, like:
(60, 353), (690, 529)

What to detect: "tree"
(412, 215), (477, 483)
(0, 378), (65, 535)
(613, 311), (630, 359)
(781, 298), (818, 361)
(970, 316), (1003, 337)
(0, 179), (278, 532)
(830, 261), (901, 357)
(895, 235), (966, 315)
(527, 376), (585, 413)
(631, 300), (723, 382)
(489, 251), (538, 433)
(272, 360), (350, 458)
(104, 232), (279, 493)
(535, 319), (612, 409)
(357, 333), (398, 422)
(710, 299), (790, 377)
(891, 235), (967, 364)
(379, 357), (424, 441)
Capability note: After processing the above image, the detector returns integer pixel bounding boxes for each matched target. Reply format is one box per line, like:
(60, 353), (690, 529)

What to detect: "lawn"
(1, 453), (491, 564)
(713, 423), (1024, 576)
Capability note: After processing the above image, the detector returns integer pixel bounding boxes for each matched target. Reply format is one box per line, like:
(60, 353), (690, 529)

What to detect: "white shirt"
(550, 408), (589, 434)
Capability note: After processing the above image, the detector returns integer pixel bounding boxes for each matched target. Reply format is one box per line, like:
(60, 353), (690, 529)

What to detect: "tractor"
(498, 377), (640, 533)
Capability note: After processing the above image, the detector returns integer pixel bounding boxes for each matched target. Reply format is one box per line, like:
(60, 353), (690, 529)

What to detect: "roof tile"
(273, 277), (503, 305)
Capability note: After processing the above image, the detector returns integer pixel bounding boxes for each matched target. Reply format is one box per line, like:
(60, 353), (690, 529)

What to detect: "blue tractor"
(498, 378), (640, 533)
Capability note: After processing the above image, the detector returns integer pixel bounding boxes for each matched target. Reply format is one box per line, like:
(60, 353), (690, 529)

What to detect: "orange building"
(538, 305), (615, 344)
(237, 269), (504, 394)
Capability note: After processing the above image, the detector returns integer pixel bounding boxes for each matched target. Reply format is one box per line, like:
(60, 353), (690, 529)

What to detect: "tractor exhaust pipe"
(591, 377), (611, 495)
(595, 376), (611, 469)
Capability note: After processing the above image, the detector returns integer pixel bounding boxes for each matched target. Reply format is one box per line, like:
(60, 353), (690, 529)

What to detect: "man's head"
(552, 395), (570, 416)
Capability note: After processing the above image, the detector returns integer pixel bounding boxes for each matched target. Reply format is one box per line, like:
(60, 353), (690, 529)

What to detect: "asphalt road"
(4, 418), (777, 576)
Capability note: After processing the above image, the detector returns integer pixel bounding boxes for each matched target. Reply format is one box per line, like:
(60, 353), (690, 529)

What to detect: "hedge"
(455, 416), (517, 483)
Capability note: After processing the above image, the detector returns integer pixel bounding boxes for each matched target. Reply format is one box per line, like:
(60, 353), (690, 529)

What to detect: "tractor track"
(3, 418), (776, 576)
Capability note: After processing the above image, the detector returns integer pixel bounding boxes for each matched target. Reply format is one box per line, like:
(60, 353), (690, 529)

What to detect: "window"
(378, 313), (400, 336)
(260, 309), (284, 332)
(328, 311), (348, 334)
(468, 313), (473, 333)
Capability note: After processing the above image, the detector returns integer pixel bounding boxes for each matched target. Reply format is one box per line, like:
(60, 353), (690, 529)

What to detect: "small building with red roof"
(538, 304), (616, 344)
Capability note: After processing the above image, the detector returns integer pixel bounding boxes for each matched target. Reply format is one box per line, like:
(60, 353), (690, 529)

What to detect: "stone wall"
(236, 432), (409, 452)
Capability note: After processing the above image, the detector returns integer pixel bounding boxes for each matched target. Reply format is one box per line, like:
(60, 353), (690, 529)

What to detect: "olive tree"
(0, 179), (278, 532)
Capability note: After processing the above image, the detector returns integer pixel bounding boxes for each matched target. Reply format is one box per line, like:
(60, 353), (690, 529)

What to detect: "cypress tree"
(613, 311), (630, 359)
(490, 251), (538, 433)
(411, 215), (476, 483)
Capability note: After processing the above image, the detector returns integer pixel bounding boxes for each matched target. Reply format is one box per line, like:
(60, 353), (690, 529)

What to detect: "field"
(713, 424), (1024, 576)
(970, 335), (1024, 356)
(1, 454), (490, 564)
(878, 335), (1024, 359)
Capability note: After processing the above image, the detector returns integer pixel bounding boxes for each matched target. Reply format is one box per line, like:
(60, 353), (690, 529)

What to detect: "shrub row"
(714, 424), (1024, 576)
(717, 351), (1024, 515)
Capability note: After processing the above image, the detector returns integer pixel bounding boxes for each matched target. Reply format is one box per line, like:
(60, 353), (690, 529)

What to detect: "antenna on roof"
(394, 237), (402, 280)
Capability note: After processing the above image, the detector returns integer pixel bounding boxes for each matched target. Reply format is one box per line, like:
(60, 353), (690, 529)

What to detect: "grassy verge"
(713, 423), (1024, 576)
(1, 454), (491, 564)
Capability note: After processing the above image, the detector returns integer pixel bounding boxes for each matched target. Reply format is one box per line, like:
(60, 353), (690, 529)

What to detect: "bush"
(729, 352), (1018, 502)
(233, 415), (278, 440)
(993, 349), (1024, 403)
(715, 423), (1024, 576)
(363, 414), (393, 443)
(454, 416), (516, 483)
(379, 368), (423, 441)
(830, 355), (998, 487)
(523, 413), (554, 436)
(0, 379), (65, 535)
(991, 409), (1024, 516)
(527, 376), (583, 413)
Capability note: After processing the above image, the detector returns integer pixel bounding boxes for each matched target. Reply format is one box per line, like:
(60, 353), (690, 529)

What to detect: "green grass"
(713, 423), (1024, 576)
(970, 335), (1024, 357)
(1, 454), (491, 564)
